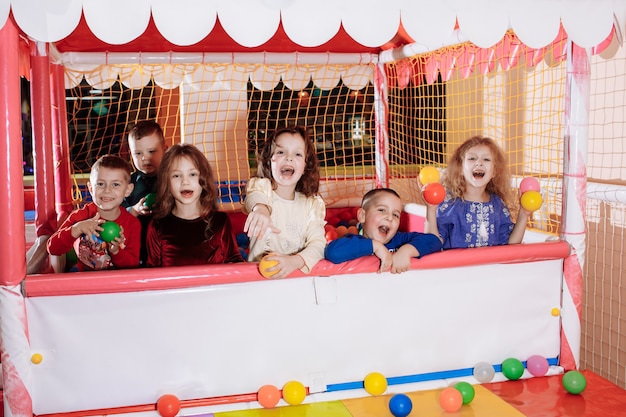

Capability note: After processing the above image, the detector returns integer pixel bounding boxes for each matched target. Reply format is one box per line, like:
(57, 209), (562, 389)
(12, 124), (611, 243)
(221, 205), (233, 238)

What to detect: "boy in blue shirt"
(325, 188), (442, 273)
(122, 121), (167, 265)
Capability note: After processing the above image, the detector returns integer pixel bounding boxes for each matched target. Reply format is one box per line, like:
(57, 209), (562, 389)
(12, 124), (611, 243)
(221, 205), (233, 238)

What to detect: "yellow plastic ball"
(282, 380), (306, 405)
(419, 166), (440, 185)
(31, 353), (43, 364)
(259, 255), (279, 278)
(520, 190), (543, 212)
(364, 372), (387, 396)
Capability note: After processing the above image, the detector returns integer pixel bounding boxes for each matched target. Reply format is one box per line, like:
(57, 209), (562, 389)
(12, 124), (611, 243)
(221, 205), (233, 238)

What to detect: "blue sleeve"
(386, 232), (443, 258)
(325, 234), (374, 264)
(495, 196), (515, 245)
(436, 196), (456, 249)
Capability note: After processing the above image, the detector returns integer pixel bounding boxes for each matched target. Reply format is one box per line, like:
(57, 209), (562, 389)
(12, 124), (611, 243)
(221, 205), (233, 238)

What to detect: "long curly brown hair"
(153, 143), (218, 220)
(255, 125), (320, 197)
(441, 136), (515, 207)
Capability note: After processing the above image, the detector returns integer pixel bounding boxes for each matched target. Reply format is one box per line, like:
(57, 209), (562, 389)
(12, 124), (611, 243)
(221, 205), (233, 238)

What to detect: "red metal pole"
(30, 41), (57, 236)
(51, 63), (73, 222)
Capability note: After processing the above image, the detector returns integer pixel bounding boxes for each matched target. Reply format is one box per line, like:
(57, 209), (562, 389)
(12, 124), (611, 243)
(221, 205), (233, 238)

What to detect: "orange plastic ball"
(422, 182), (446, 205)
(156, 394), (180, 417)
(419, 166), (440, 185)
(336, 225), (349, 238)
(520, 190), (543, 212)
(282, 380), (307, 405)
(325, 229), (338, 242)
(439, 387), (463, 412)
(364, 372), (387, 396)
(347, 225), (359, 235)
(259, 255), (279, 278)
(257, 384), (281, 408)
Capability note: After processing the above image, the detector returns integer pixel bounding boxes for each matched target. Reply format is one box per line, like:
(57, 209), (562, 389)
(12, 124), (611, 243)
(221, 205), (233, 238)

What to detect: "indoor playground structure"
(2, 1), (626, 417)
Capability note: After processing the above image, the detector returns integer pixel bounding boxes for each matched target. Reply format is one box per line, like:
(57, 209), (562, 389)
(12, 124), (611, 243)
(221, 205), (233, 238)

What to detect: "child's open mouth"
(181, 190), (194, 198)
(473, 171), (485, 179)
(281, 167), (295, 177)
(378, 225), (389, 236)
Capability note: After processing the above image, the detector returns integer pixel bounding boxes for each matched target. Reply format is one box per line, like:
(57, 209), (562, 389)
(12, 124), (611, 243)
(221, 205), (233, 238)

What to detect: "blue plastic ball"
(236, 232), (249, 248)
(389, 393), (412, 417)
(336, 220), (350, 228)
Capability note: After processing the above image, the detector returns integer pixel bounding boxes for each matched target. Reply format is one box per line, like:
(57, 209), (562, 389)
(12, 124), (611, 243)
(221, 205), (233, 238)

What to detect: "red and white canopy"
(2, 0), (624, 53)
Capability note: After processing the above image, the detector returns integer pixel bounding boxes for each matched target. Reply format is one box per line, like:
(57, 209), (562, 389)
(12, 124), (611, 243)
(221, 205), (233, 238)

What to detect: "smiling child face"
(462, 144), (495, 190)
(357, 191), (403, 244)
(88, 166), (133, 218)
(169, 156), (202, 208)
(270, 132), (306, 198)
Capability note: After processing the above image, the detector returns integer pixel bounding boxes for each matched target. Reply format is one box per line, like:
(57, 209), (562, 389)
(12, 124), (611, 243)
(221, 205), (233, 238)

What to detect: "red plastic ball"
(156, 394), (180, 417)
(325, 229), (338, 242)
(422, 182), (446, 205)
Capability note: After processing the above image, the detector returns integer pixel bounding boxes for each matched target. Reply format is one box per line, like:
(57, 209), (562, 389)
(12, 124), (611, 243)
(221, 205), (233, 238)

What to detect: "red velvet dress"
(146, 211), (243, 267)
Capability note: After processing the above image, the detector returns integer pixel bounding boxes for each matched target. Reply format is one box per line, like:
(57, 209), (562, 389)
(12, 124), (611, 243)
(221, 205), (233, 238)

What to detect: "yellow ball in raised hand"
(520, 190), (543, 212)
(419, 166), (440, 185)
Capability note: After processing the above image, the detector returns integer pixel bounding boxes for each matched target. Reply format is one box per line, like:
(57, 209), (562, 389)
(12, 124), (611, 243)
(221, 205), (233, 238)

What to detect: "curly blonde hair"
(441, 136), (514, 207)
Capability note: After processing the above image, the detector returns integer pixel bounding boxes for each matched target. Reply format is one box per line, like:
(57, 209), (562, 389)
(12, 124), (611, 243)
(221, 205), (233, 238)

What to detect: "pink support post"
(0, 17), (34, 417)
(50, 63), (74, 222)
(30, 42), (56, 237)
(373, 63), (389, 188)
(0, 17), (27, 285)
(559, 40), (590, 370)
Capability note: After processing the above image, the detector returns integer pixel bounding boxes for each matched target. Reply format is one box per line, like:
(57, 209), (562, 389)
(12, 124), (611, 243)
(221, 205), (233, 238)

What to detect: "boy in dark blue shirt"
(122, 121), (167, 265)
(325, 188), (442, 273)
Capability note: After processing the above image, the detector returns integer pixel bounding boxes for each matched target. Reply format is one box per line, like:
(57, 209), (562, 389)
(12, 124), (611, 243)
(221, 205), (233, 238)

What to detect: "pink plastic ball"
(520, 177), (540, 194)
(526, 355), (549, 377)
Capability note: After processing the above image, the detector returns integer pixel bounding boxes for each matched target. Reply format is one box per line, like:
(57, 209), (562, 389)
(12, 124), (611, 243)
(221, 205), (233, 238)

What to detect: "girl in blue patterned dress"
(425, 136), (532, 249)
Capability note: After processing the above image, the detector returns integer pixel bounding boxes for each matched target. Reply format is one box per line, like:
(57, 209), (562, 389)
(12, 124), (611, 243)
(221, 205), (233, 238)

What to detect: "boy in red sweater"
(47, 155), (141, 271)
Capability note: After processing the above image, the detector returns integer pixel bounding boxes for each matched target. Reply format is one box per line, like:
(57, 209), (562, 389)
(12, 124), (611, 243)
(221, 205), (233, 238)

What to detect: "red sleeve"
(109, 209), (141, 269)
(145, 220), (161, 267)
(46, 205), (93, 256)
(220, 214), (244, 263)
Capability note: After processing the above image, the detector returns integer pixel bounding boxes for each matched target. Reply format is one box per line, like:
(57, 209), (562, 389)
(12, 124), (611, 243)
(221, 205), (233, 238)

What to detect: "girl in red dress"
(146, 144), (242, 267)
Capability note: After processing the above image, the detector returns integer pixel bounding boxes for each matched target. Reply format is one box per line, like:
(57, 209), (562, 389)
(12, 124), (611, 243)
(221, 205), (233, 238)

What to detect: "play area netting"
(60, 30), (568, 235)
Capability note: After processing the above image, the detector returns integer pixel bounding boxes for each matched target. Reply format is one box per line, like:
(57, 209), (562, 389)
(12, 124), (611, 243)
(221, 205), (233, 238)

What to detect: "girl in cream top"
(244, 126), (326, 278)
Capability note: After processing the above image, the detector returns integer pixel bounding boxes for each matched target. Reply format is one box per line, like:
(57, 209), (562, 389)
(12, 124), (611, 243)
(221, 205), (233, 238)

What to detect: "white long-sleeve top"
(244, 177), (326, 273)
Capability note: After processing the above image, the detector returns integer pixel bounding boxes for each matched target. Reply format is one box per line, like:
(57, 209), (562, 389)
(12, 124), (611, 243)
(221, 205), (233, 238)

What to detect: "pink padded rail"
(25, 240), (570, 297)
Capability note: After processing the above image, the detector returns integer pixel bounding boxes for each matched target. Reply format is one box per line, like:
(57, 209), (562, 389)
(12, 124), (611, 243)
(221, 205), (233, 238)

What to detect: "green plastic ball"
(100, 221), (121, 243)
(562, 370), (587, 394)
(501, 358), (525, 380)
(454, 381), (476, 404)
(143, 193), (157, 209)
